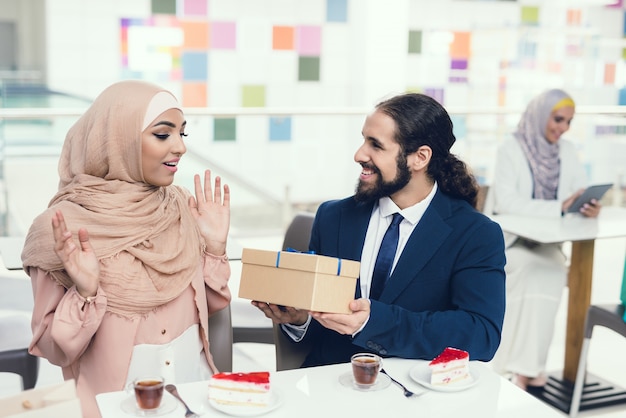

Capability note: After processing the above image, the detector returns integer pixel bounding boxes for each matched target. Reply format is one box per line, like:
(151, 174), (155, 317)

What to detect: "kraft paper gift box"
(238, 248), (360, 314)
(0, 379), (82, 418)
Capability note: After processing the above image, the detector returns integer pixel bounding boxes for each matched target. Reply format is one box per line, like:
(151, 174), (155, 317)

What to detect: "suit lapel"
(380, 191), (453, 303)
(338, 200), (373, 261)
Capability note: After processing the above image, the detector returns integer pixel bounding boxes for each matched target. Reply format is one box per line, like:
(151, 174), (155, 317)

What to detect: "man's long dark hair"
(375, 93), (479, 208)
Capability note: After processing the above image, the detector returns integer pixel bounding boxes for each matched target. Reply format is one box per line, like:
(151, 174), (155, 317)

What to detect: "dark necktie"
(369, 212), (404, 300)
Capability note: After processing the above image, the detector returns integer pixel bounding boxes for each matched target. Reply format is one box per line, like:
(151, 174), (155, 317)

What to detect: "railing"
(3, 105), (626, 118)
(0, 71), (43, 85)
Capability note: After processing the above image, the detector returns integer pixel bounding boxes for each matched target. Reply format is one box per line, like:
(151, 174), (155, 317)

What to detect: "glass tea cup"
(351, 353), (382, 388)
(132, 376), (165, 410)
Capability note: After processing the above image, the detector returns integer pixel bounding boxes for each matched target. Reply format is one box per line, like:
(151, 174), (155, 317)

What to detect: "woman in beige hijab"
(21, 80), (231, 418)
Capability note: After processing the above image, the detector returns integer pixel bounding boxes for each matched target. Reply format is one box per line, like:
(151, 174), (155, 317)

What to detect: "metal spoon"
(380, 369), (422, 398)
(165, 384), (200, 417)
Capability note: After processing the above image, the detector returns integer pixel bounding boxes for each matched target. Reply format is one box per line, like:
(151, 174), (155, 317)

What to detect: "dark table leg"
(528, 240), (626, 414)
(528, 372), (626, 414)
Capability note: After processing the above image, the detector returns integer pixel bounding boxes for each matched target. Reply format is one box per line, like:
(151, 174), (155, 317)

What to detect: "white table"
(96, 358), (564, 418)
(490, 206), (626, 412)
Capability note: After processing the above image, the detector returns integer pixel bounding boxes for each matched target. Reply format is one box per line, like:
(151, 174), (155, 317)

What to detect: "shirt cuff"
(281, 315), (312, 342)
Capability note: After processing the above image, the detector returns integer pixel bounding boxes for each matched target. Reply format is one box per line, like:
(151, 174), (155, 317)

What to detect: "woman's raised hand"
(51, 209), (100, 298)
(189, 169), (231, 256)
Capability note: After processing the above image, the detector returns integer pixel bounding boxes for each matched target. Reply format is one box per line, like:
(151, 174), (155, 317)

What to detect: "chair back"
(274, 212), (316, 370)
(273, 323), (313, 371)
(0, 348), (39, 390)
(478, 184), (493, 214)
(281, 212), (316, 252)
(0, 312), (39, 389)
(208, 305), (233, 372)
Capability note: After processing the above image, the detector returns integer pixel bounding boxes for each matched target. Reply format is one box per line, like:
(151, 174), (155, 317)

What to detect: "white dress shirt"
(359, 184), (437, 298)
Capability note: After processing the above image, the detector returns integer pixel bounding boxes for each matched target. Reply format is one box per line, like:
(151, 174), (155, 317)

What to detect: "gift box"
(238, 248), (360, 314)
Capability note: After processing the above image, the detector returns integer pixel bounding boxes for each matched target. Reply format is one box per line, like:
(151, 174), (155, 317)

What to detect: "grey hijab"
(514, 89), (574, 200)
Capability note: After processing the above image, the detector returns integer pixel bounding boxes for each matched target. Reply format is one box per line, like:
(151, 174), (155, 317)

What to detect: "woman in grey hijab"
(486, 89), (601, 390)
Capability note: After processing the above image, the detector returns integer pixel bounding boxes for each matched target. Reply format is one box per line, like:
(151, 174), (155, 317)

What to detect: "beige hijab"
(21, 80), (203, 318)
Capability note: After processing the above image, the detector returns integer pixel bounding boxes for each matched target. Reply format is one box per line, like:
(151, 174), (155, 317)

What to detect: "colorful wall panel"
(270, 117), (292, 141)
(214, 118), (236, 141)
(118, 0), (626, 147)
(327, 0), (348, 22)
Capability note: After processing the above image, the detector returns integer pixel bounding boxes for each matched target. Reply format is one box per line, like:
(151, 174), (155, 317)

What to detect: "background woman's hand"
(580, 199), (601, 218)
(51, 209), (100, 297)
(189, 169), (231, 256)
(562, 188), (584, 214)
(562, 188), (602, 218)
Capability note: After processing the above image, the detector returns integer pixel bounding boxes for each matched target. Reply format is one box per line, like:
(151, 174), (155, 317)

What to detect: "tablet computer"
(566, 183), (613, 213)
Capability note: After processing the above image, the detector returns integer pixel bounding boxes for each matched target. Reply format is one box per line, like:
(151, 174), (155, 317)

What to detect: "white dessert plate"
(120, 394), (177, 416)
(338, 371), (391, 392)
(409, 360), (480, 392)
(208, 390), (283, 417)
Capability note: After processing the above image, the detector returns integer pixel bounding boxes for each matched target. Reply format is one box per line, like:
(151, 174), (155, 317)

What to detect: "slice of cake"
(428, 347), (471, 386)
(208, 372), (271, 407)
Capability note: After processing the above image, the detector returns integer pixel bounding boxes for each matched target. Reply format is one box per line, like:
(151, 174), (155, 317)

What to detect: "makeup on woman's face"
(141, 108), (187, 186)
(545, 106), (574, 144)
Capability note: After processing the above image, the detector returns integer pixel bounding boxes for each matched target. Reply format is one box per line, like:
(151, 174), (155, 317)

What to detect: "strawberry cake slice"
(208, 371), (271, 407)
(428, 347), (471, 386)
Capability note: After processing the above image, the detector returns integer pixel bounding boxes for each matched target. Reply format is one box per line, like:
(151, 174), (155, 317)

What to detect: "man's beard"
(354, 154), (411, 203)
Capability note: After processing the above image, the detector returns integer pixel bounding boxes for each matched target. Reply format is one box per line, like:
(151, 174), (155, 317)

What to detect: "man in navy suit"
(253, 93), (506, 366)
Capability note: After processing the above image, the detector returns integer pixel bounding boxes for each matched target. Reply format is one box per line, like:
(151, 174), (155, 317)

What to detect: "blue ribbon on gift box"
(285, 247), (315, 254)
(276, 248), (343, 276)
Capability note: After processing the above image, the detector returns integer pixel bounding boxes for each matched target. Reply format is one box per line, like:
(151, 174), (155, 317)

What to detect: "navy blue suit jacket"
(297, 189), (506, 367)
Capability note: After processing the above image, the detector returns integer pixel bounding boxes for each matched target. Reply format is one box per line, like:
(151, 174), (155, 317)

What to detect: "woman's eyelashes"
(553, 116), (572, 125)
(153, 132), (188, 140)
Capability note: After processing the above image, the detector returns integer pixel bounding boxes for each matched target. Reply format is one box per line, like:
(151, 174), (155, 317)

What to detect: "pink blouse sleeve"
(202, 253), (232, 315)
(28, 267), (107, 367)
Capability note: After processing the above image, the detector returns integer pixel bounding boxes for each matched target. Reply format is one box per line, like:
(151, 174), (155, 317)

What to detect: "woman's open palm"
(51, 210), (100, 297)
(189, 169), (231, 256)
